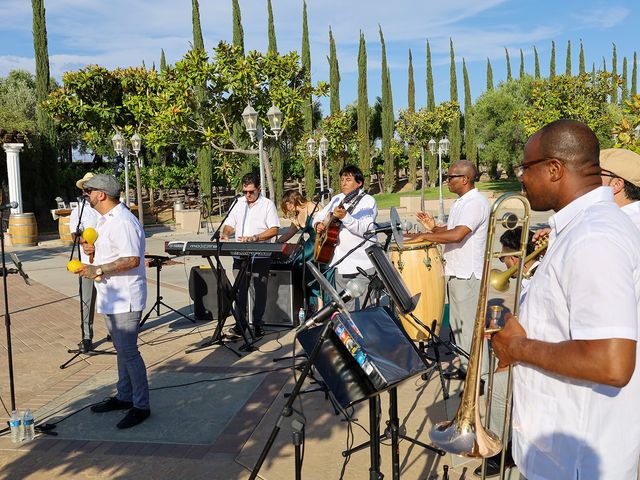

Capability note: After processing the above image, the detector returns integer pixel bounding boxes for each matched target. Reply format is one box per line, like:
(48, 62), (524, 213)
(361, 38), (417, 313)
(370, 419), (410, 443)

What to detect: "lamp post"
(429, 137), (450, 223)
(242, 103), (284, 198)
(111, 131), (143, 224)
(307, 136), (329, 196)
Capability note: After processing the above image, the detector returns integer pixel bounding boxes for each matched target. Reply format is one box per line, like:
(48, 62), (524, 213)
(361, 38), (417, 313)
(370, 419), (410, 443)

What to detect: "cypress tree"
(160, 49), (167, 73)
(463, 59), (475, 166)
(505, 47), (512, 80)
(380, 26), (395, 193)
(329, 27), (340, 115)
(534, 46), (541, 79)
(602, 57), (607, 72)
(192, 0), (212, 209)
(449, 38), (461, 162)
(266, 0), (282, 204)
(357, 32), (370, 187)
(632, 52), (638, 97)
(579, 40), (585, 74)
(486, 58), (494, 91)
(565, 40), (571, 76)
(592, 62), (596, 83)
(426, 40), (435, 111)
(31, 0), (58, 213)
(301, 1), (315, 197)
(267, 0), (277, 54)
(232, 0), (244, 54)
(550, 41), (556, 78)
(519, 49), (525, 79)
(622, 57), (628, 102)
(612, 43), (618, 104)
(407, 49), (417, 188)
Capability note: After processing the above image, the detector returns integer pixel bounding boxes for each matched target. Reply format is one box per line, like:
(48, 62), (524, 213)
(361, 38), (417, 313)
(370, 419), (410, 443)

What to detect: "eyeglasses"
(600, 171), (619, 179)
(82, 188), (94, 194)
(444, 174), (466, 180)
(242, 189), (258, 196)
(513, 157), (554, 180)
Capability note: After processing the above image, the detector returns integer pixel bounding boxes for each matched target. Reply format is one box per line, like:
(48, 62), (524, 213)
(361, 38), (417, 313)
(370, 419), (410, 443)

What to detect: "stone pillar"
(2, 143), (24, 214)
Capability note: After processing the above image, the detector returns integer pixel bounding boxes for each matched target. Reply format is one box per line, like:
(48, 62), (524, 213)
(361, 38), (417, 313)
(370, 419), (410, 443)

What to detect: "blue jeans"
(104, 311), (149, 410)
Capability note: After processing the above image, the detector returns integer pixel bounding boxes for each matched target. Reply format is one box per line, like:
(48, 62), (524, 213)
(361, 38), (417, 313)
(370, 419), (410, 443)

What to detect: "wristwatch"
(95, 267), (104, 277)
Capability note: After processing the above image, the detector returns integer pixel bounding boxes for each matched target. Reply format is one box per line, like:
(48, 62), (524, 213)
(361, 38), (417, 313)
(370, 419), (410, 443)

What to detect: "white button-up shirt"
(223, 194), (280, 241)
(313, 190), (378, 275)
(621, 200), (640, 230)
(69, 201), (100, 263)
(443, 188), (490, 279)
(93, 203), (147, 314)
(513, 187), (640, 480)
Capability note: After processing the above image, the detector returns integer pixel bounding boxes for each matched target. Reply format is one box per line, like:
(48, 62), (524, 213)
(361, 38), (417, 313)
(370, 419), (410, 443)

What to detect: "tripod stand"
(139, 255), (194, 329)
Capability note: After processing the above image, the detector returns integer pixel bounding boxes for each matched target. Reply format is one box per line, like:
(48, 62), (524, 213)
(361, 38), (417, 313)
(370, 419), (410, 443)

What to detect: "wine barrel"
(58, 215), (73, 245)
(9, 213), (38, 247)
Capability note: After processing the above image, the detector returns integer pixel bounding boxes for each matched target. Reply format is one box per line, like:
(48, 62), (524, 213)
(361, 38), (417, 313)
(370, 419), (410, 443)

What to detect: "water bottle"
(9, 410), (21, 443)
(22, 409), (34, 442)
(298, 308), (305, 326)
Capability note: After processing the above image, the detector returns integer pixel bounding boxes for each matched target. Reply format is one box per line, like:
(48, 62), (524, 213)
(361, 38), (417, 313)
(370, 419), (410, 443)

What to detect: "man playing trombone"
(492, 120), (640, 480)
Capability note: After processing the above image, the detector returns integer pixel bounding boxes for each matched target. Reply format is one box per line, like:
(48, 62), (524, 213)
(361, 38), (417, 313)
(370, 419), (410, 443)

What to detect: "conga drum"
(389, 241), (445, 341)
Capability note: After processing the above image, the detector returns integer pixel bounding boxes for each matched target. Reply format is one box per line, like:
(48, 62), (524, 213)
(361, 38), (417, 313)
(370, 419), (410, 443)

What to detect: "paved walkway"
(0, 205), (549, 479)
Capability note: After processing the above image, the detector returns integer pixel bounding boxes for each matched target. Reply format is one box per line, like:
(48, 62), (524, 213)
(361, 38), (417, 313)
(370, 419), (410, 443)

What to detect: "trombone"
(490, 237), (548, 292)
(429, 192), (531, 479)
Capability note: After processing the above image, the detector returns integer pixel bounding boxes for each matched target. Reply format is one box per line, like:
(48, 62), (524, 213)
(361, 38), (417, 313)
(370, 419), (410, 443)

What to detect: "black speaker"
(188, 266), (219, 321)
(249, 269), (302, 327)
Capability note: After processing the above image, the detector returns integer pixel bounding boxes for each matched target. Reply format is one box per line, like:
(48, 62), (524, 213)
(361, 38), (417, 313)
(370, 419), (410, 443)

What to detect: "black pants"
(232, 257), (271, 328)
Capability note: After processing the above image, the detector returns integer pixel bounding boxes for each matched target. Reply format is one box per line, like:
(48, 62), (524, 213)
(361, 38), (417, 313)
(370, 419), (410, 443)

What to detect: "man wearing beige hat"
(600, 148), (640, 229)
(69, 172), (100, 353)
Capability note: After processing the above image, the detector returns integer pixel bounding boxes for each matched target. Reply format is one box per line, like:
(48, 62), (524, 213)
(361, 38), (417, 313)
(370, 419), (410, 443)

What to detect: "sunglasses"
(444, 174), (466, 180)
(242, 189), (258, 195)
(82, 188), (94, 194)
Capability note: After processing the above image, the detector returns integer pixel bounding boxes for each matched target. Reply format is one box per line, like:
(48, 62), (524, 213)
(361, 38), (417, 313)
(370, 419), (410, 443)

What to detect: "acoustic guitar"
(313, 189), (361, 264)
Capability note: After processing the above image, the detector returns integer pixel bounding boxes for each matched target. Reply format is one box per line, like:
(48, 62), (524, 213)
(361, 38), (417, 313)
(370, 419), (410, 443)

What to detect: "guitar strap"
(344, 189), (366, 216)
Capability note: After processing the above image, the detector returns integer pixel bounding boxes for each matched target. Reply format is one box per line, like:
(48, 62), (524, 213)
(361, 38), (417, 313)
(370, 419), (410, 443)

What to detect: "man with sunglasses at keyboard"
(221, 172), (279, 338)
(404, 159), (490, 381)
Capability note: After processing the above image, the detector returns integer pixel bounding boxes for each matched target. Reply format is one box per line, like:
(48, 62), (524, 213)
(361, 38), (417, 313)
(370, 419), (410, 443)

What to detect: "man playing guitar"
(313, 165), (378, 310)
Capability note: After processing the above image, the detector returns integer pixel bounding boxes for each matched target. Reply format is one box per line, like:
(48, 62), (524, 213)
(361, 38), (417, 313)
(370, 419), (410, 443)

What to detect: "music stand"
(139, 255), (195, 329)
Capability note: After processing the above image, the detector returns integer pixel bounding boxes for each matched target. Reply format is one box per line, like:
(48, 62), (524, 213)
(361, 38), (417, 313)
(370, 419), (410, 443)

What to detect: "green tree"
(426, 40), (435, 111)
(380, 26), (395, 193)
(232, 0), (244, 55)
(357, 32), (370, 186)
(565, 40), (571, 76)
(463, 59), (476, 166)
(31, 0), (58, 217)
(160, 49), (167, 73)
(301, 0), (315, 196)
(612, 43), (618, 104)
(449, 38), (461, 162)
(267, 0), (277, 54)
(486, 58), (494, 91)
(505, 47), (512, 80)
(519, 49), (525, 80)
(632, 52), (638, 97)
(622, 57), (629, 103)
(534, 46), (541, 79)
(406, 48), (417, 188)
(474, 78), (532, 177)
(329, 28), (340, 116)
(579, 40), (585, 74)
(0, 71), (38, 132)
(267, 0), (283, 204)
(550, 41), (556, 78)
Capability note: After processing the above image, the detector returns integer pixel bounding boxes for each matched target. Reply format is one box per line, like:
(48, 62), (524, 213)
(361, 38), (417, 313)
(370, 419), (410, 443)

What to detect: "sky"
(1, 0), (638, 116)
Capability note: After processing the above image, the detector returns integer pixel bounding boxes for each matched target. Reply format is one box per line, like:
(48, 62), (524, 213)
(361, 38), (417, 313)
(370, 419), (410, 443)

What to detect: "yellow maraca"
(82, 227), (98, 264)
(67, 259), (83, 273)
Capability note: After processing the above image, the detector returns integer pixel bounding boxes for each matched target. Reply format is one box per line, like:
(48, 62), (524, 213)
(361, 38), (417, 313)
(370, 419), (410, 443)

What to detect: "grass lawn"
(373, 179), (522, 209)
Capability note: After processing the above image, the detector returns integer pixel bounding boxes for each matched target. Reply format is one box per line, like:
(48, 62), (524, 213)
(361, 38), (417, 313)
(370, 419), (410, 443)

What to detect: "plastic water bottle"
(9, 410), (21, 443)
(298, 308), (305, 326)
(22, 409), (34, 442)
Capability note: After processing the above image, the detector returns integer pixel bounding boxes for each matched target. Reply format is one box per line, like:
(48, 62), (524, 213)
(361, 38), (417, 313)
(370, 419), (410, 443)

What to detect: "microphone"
(297, 278), (367, 333)
(0, 201), (18, 211)
(365, 219), (413, 235)
(314, 188), (333, 200)
(9, 253), (31, 286)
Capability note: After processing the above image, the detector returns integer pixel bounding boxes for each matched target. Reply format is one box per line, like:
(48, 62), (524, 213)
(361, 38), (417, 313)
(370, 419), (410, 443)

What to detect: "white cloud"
(572, 6), (630, 29)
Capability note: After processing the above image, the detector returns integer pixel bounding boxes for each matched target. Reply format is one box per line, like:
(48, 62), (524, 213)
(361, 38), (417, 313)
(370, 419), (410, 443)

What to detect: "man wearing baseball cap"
(70, 172), (101, 353)
(75, 174), (150, 429)
(600, 148), (640, 229)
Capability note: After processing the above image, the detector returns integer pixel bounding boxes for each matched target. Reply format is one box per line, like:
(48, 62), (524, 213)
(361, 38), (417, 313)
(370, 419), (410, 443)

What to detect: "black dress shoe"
(91, 397), (133, 413)
(117, 407), (150, 429)
(254, 325), (265, 338)
(473, 444), (514, 477)
(226, 325), (244, 338)
(443, 369), (467, 380)
(78, 339), (93, 353)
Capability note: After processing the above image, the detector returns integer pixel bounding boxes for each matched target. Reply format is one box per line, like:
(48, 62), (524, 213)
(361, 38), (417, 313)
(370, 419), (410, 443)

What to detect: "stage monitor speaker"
(297, 306), (427, 409)
(188, 266), (219, 321)
(248, 269), (302, 327)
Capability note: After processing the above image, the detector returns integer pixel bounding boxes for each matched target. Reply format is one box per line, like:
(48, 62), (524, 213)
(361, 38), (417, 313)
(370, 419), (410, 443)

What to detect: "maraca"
(82, 227), (98, 263)
(67, 259), (83, 273)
